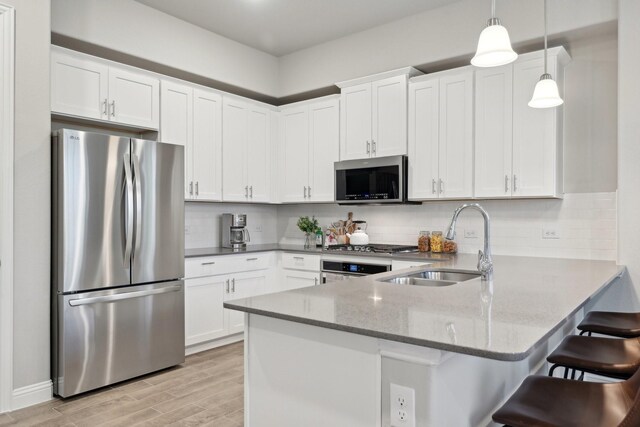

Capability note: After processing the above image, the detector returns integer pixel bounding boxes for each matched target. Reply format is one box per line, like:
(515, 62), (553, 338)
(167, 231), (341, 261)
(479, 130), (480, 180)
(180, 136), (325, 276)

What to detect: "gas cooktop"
(324, 244), (419, 254)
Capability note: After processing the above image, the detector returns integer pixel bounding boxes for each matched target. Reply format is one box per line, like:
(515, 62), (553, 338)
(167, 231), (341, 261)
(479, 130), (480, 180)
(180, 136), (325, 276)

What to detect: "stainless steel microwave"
(334, 155), (409, 204)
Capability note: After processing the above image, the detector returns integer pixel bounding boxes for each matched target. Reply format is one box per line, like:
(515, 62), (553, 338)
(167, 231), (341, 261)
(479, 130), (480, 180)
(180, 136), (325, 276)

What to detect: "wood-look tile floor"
(0, 342), (244, 427)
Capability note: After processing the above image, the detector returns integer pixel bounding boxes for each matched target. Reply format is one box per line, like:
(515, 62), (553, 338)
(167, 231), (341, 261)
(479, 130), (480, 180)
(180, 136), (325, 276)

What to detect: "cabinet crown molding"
(336, 66), (423, 89)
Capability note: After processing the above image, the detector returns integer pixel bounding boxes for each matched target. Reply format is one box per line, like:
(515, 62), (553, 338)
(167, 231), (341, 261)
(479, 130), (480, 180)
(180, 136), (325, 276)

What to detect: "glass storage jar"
(443, 239), (458, 254)
(431, 231), (444, 253)
(418, 231), (430, 252)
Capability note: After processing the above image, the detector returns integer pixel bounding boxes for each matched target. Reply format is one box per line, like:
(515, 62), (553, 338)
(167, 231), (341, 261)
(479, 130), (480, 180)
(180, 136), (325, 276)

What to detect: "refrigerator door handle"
(132, 154), (143, 260)
(68, 285), (182, 306)
(123, 154), (134, 266)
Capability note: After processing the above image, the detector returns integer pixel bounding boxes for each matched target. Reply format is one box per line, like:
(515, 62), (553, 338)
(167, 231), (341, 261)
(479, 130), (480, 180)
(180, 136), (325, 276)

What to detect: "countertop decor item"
(297, 216), (320, 248)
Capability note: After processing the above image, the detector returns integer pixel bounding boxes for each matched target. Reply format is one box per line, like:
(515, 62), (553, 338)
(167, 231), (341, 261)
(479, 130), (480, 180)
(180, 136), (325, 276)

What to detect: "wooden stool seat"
(578, 311), (640, 338)
(547, 335), (640, 379)
(493, 368), (640, 427)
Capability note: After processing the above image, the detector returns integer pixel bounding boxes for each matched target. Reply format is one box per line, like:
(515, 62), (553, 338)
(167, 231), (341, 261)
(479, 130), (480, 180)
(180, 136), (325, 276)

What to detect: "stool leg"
(549, 364), (560, 377)
(579, 330), (587, 336)
(564, 367), (569, 379)
(570, 369), (576, 380)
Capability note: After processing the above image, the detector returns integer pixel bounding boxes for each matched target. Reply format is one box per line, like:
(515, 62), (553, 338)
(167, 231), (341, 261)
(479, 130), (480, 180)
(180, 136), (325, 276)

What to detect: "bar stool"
(492, 367), (640, 427)
(547, 335), (640, 380)
(578, 311), (640, 338)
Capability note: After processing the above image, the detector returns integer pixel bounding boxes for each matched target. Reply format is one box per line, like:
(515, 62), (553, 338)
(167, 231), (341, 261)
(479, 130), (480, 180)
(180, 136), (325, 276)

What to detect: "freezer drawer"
(53, 281), (185, 397)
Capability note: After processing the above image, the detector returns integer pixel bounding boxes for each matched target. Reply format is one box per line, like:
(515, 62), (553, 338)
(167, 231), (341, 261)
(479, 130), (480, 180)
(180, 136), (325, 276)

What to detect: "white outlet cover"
(542, 228), (561, 239)
(255, 225), (263, 232)
(390, 383), (415, 427)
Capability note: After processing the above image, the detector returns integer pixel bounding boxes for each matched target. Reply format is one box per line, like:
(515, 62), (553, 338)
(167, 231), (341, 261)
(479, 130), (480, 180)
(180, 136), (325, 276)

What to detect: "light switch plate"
(542, 228), (561, 239)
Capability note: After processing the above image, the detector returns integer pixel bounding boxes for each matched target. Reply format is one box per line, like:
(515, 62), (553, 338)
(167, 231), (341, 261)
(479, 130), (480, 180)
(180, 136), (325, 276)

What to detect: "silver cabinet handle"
(225, 279), (230, 294)
(504, 175), (509, 193)
(103, 98), (108, 116)
(245, 185), (249, 198)
(293, 256), (304, 260)
(110, 100), (115, 117)
(308, 186), (311, 198)
(69, 285), (181, 306)
(246, 257), (258, 261)
(439, 179), (444, 194)
(189, 181), (193, 196)
(195, 181), (199, 196)
(250, 185), (253, 198)
(366, 140), (370, 154)
(304, 186), (307, 198)
(513, 175), (518, 192)
(372, 140), (376, 155)
(314, 277), (318, 286)
(231, 278), (235, 293)
(123, 154), (134, 266)
(432, 179), (436, 194)
(201, 261), (215, 266)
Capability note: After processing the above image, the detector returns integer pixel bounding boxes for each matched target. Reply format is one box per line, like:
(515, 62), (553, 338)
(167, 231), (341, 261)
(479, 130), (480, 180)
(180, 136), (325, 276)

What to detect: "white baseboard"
(11, 380), (52, 411)
(186, 334), (243, 356)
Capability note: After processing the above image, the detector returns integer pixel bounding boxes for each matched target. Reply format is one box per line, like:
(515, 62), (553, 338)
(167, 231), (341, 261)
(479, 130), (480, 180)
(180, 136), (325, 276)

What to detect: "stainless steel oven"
(335, 155), (408, 204)
(321, 258), (391, 283)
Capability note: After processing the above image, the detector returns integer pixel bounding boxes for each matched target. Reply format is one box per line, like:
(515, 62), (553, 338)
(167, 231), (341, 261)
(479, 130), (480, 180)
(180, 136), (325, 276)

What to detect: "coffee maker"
(222, 214), (250, 249)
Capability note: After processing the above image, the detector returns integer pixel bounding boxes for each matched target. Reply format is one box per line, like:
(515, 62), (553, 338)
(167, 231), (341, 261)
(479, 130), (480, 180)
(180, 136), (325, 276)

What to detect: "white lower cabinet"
(224, 270), (270, 334)
(282, 270), (320, 291)
(278, 252), (321, 292)
(185, 276), (227, 346)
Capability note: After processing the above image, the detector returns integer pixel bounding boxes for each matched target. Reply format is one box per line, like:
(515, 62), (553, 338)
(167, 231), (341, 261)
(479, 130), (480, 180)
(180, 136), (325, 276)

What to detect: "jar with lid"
(431, 231), (444, 253)
(418, 231), (430, 252)
(443, 239), (458, 254)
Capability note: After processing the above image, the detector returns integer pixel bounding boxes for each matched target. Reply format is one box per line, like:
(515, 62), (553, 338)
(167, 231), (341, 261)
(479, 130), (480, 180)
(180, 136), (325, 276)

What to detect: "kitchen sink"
(381, 270), (481, 287)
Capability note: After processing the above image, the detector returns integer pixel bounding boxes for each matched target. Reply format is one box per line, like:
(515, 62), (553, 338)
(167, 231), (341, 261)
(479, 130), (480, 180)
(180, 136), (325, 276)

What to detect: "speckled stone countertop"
(224, 254), (625, 361)
(185, 244), (454, 263)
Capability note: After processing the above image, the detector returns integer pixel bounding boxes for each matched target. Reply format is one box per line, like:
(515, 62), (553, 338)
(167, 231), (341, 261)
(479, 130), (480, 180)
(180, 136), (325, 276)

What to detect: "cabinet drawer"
(185, 252), (273, 279)
(281, 252), (321, 272)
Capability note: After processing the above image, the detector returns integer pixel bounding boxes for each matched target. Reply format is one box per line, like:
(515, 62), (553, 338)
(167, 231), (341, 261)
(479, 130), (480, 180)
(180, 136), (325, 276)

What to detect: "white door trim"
(0, 2), (15, 414)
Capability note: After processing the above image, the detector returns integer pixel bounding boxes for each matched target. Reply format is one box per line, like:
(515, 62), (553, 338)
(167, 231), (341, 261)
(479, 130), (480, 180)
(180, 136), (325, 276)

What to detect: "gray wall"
(5, 0), (51, 389)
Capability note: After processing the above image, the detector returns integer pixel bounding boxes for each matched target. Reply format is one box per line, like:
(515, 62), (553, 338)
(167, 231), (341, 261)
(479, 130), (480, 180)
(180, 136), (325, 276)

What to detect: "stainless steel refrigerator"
(52, 128), (185, 398)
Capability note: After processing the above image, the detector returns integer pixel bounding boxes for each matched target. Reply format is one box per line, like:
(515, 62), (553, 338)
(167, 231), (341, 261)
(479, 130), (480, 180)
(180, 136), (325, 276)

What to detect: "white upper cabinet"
(338, 68), (421, 160)
(161, 81), (222, 201)
(51, 49), (109, 121)
(512, 49), (567, 198)
(280, 96), (340, 203)
(222, 96), (272, 202)
(408, 67), (474, 200)
(474, 65), (513, 198)
(51, 46), (160, 130)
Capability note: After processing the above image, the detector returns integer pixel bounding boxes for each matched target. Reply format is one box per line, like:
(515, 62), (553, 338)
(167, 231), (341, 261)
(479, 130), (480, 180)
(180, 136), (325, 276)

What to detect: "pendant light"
(528, 0), (563, 108)
(471, 0), (518, 67)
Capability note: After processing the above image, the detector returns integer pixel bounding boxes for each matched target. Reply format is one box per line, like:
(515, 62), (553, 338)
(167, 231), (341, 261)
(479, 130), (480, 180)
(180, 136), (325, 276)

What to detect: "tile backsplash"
(277, 192), (617, 261)
(185, 192), (617, 261)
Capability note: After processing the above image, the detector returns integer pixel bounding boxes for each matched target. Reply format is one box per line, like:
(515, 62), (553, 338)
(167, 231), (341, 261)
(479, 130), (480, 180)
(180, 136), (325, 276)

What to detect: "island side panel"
(246, 314), (381, 427)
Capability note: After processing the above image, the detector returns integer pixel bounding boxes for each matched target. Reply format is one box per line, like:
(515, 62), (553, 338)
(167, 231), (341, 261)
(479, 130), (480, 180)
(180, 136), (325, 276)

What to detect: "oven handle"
(321, 271), (365, 283)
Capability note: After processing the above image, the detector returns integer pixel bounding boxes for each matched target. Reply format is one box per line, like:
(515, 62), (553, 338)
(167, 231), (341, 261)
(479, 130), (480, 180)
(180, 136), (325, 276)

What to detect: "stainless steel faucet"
(446, 203), (493, 279)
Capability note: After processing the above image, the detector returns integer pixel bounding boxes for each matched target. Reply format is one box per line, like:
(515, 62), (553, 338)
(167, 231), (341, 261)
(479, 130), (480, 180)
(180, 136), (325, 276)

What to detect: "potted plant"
(297, 216), (320, 249)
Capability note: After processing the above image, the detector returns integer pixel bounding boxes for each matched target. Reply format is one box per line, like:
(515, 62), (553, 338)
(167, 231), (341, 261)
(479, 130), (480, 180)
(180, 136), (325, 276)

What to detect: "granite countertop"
(185, 244), (454, 262)
(224, 254), (625, 361)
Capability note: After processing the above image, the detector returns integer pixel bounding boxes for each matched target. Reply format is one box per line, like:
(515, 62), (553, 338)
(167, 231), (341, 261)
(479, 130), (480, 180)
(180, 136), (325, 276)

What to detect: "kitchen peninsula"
(225, 254), (624, 426)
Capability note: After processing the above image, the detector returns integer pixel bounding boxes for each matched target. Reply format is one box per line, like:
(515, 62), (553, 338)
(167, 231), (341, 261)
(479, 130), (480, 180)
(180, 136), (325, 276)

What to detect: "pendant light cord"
(491, 0), (496, 18)
(544, 0), (548, 74)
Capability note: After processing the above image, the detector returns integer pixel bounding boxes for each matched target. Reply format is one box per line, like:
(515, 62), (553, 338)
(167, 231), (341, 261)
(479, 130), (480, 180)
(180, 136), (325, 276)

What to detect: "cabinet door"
(108, 66), (160, 129)
(512, 56), (560, 197)
(222, 97), (248, 201)
(51, 49), (109, 120)
(225, 271), (269, 335)
(372, 75), (408, 157)
(247, 105), (272, 202)
(193, 88), (223, 201)
(160, 81), (193, 199)
(282, 270), (319, 291)
(438, 70), (474, 199)
(340, 83), (372, 160)
(309, 99), (340, 202)
(281, 106), (310, 203)
(185, 276), (227, 346)
(408, 79), (440, 200)
(474, 66), (513, 198)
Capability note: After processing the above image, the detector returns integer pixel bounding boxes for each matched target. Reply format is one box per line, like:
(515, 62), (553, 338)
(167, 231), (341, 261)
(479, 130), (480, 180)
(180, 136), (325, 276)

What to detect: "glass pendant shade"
(471, 18), (518, 67)
(528, 74), (563, 108)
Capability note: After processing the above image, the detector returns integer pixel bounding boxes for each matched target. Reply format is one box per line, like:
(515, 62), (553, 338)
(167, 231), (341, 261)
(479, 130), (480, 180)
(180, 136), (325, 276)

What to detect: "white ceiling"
(134, 0), (460, 57)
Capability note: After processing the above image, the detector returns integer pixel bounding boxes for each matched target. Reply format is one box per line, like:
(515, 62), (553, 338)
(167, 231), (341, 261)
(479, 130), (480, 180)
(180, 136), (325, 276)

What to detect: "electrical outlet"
(254, 225), (263, 232)
(542, 228), (561, 239)
(464, 229), (479, 239)
(184, 225), (192, 235)
(390, 383), (415, 427)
